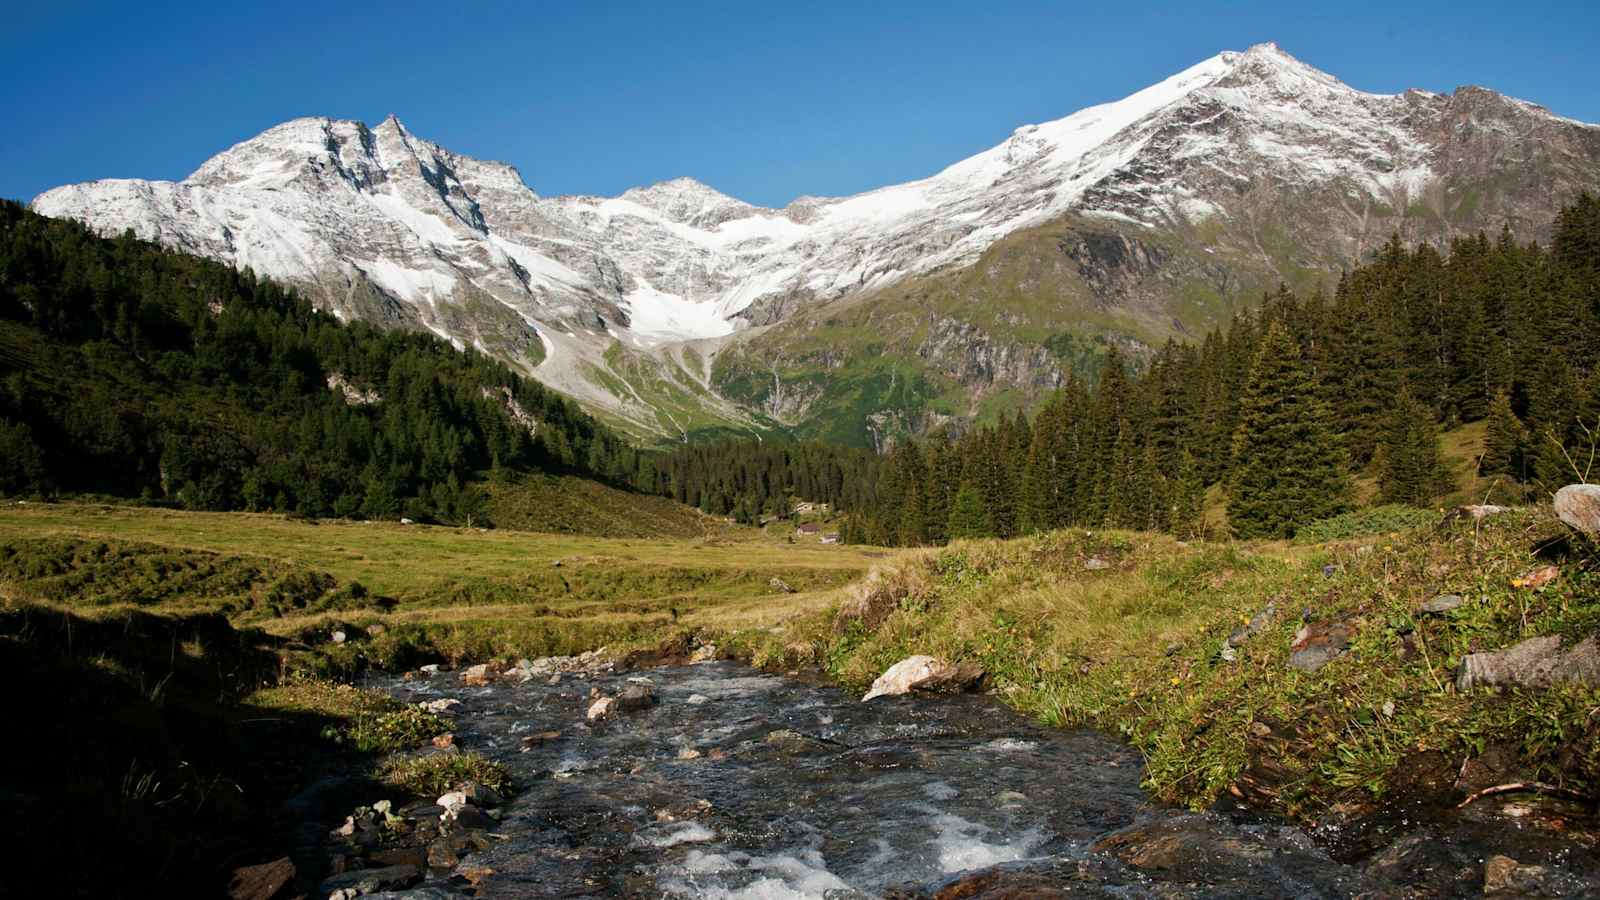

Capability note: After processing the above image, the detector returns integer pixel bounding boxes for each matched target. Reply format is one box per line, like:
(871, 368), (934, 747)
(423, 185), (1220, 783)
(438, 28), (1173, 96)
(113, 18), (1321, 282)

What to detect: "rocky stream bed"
(296, 658), (1600, 898)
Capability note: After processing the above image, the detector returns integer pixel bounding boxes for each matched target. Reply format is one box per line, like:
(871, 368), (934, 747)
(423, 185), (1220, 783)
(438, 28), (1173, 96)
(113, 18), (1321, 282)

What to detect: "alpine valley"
(33, 43), (1600, 446)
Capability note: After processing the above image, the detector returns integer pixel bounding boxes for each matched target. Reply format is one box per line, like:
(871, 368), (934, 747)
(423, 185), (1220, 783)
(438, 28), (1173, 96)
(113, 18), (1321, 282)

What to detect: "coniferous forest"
(5, 196), (1600, 540)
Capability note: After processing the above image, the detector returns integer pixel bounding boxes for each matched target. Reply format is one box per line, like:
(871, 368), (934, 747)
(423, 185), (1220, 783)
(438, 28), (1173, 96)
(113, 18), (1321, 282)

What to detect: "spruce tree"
(1228, 322), (1351, 538)
(1376, 389), (1451, 506)
(947, 482), (994, 540)
(1479, 391), (1526, 478)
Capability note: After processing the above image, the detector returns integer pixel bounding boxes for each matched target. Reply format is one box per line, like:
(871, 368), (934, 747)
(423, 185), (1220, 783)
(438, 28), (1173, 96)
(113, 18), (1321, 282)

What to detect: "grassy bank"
(749, 508), (1600, 822)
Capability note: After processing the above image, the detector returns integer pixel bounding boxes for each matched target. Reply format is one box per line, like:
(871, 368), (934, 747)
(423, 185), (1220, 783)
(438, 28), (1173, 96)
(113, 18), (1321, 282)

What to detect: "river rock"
(1289, 621), (1353, 673)
(420, 698), (460, 714)
(461, 781), (502, 806)
(861, 655), (985, 701)
(436, 790), (468, 812)
(452, 806), (495, 830)
(617, 683), (656, 711)
(1456, 634), (1600, 691)
(687, 693), (710, 705)
(1420, 594), (1464, 614)
(227, 856), (295, 900)
(418, 663), (441, 676)
(318, 864), (422, 896)
(1484, 854), (1549, 895)
(587, 696), (617, 721)
(1553, 483), (1600, 534)
(369, 846), (428, 868)
(459, 663), (494, 686)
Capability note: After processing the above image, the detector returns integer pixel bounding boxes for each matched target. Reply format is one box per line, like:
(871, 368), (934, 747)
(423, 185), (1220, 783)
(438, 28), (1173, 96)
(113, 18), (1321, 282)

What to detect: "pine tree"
(947, 482), (994, 540)
(1479, 391), (1526, 478)
(1376, 389), (1451, 506)
(1228, 322), (1351, 538)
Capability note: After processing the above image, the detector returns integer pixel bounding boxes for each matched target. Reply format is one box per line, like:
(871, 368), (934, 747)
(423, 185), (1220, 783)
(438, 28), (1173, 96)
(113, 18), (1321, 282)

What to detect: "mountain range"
(33, 43), (1600, 446)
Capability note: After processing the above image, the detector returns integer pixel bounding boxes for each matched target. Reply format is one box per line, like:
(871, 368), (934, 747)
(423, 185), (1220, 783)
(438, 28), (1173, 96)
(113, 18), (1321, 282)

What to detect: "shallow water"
(370, 662), (1599, 898)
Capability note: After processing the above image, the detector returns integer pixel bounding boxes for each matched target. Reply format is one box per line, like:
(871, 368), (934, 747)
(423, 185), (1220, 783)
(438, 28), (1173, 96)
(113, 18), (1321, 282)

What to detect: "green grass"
(751, 512), (1600, 820)
(485, 472), (735, 539)
(382, 752), (512, 797)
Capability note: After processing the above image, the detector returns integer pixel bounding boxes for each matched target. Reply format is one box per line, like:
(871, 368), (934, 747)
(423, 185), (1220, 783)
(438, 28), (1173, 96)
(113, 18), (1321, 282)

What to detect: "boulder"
(1484, 855), (1548, 895)
(420, 698), (460, 714)
(436, 790), (468, 812)
(617, 683), (656, 712)
(861, 655), (985, 701)
(461, 781), (502, 806)
(1083, 557), (1113, 571)
(1444, 504), (1510, 523)
(586, 696), (617, 722)
(1289, 621), (1353, 673)
(227, 857), (295, 900)
(1420, 594), (1464, 614)
(686, 693), (711, 706)
(331, 629), (347, 644)
(459, 663), (494, 686)
(769, 576), (797, 593)
(1553, 483), (1600, 534)
(452, 806), (495, 830)
(1457, 634), (1600, 691)
(418, 663), (441, 676)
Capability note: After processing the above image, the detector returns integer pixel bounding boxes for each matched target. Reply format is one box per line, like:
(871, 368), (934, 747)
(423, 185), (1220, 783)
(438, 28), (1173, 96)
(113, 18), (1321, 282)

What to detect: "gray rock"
(1554, 483), (1600, 534)
(1420, 594), (1463, 614)
(769, 576), (797, 593)
(318, 864), (422, 895)
(1457, 635), (1600, 691)
(452, 806), (495, 830)
(1084, 557), (1113, 571)
(1227, 602), (1277, 647)
(1288, 621), (1353, 673)
(616, 683), (656, 712)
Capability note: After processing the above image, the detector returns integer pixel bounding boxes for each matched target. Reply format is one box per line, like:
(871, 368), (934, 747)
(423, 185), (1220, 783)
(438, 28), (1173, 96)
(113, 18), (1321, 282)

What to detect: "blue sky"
(4, 1), (1597, 208)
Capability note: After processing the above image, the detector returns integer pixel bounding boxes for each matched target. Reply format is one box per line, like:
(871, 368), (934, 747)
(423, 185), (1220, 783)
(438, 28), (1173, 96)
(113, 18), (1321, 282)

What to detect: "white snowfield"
(31, 43), (1595, 422)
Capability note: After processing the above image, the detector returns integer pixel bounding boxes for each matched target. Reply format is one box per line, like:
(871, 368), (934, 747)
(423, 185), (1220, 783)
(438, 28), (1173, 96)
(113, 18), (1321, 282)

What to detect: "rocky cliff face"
(32, 44), (1600, 442)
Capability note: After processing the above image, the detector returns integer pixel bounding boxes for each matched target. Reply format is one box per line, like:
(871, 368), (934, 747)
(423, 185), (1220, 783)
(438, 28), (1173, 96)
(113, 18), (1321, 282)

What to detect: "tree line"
(0, 201), (656, 522)
(847, 194), (1600, 542)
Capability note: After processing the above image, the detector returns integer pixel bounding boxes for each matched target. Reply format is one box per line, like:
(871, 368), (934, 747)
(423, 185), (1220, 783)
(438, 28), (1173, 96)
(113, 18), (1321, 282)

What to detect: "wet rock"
(677, 747), (703, 760)
(459, 663), (494, 686)
(1454, 742), (1530, 794)
(769, 576), (797, 593)
(1420, 593), (1464, 614)
(1227, 602), (1276, 647)
(452, 806), (495, 830)
(454, 866), (495, 886)
(586, 696), (617, 722)
(432, 733), (455, 749)
(318, 864), (422, 896)
(616, 683), (657, 712)
(418, 663), (440, 676)
(1553, 483), (1600, 534)
(420, 698), (460, 714)
(889, 867), (1072, 899)
(1484, 854), (1549, 895)
(1289, 621), (1353, 673)
(519, 730), (561, 751)
(862, 655), (985, 701)
(1457, 635), (1600, 691)
(227, 856), (295, 900)
(436, 790), (467, 813)
(686, 693), (710, 705)
(461, 781), (502, 807)
(368, 846), (428, 868)
(1083, 556), (1112, 571)
(427, 838), (461, 869)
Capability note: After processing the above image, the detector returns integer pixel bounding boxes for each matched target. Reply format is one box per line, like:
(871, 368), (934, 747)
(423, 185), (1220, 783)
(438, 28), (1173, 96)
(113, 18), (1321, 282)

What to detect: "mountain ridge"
(32, 43), (1600, 443)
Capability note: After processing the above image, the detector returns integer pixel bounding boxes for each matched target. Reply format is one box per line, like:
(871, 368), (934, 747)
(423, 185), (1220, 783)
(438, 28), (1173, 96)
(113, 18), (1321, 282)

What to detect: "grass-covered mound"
(757, 508), (1600, 822)
(484, 472), (731, 539)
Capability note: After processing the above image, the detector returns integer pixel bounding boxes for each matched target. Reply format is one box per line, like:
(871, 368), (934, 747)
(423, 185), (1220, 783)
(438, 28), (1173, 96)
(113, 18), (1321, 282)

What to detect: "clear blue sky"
(5, 1), (1597, 208)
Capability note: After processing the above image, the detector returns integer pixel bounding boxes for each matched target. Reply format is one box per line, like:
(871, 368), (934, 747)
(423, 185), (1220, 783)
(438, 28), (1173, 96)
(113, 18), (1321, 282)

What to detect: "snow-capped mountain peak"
(32, 44), (1600, 437)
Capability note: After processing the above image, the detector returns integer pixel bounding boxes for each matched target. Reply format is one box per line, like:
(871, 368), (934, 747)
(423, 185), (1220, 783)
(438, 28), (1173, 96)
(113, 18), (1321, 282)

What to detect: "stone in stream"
(420, 697), (460, 714)
(1553, 483), (1600, 534)
(461, 781), (502, 806)
(318, 864), (421, 896)
(1484, 855), (1549, 895)
(226, 856), (295, 900)
(1456, 634), (1600, 691)
(1288, 621), (1353, 673)
(459, 663), (494, 686)
(616, 683), (657, 711)
(1420, 594), (1464, 614)
(586, 696), (617, 722)
(861, 655), (985, 701)
(436, 790), (468, 813)
(686, 693), (710, 705)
